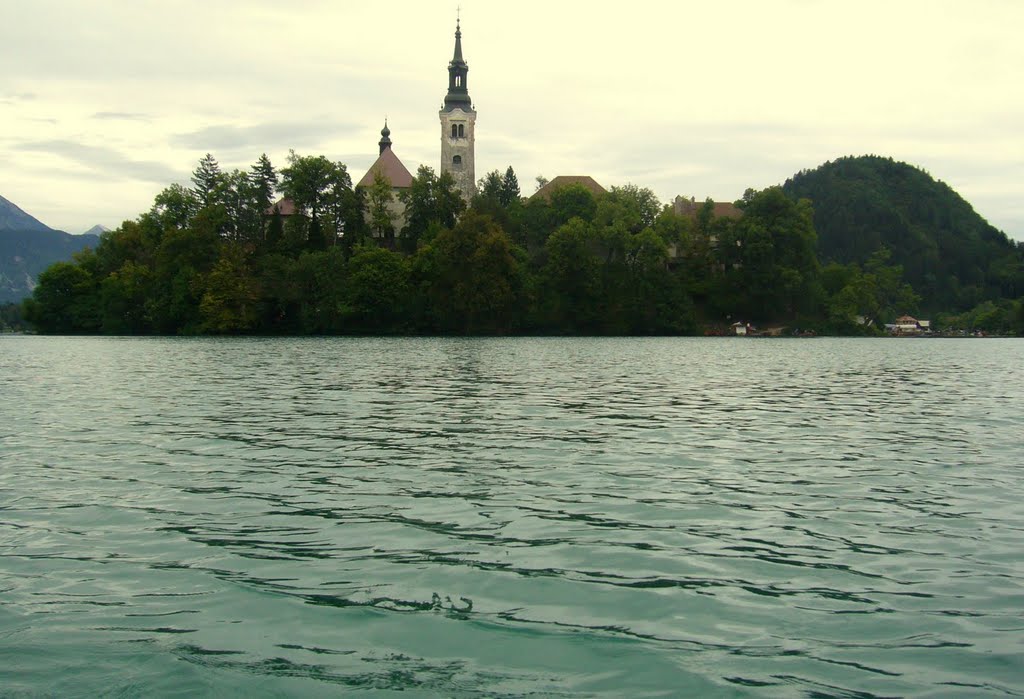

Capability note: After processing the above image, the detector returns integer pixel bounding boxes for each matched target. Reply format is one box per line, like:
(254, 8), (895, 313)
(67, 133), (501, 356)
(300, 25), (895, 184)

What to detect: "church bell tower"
(439, 18), (476, 200)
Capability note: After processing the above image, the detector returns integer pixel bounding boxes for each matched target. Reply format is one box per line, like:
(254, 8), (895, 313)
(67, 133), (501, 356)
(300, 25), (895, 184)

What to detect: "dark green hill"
(783, 155), (1022, 313)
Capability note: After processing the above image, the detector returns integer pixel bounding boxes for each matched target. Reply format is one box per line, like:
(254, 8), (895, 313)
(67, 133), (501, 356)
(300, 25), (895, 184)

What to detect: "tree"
(550, 184), (598, 227)
(24, 260), (100, 333)
(191, 153), (225, 209)
(250, 153), (278, 213)
(540, 217), (603, 333)
(151, 184), (198, 231)
(501, 166), (521, 207)
(477, 169), (504, 201)
(401, 166), (465, 250)
(343, 245), (412, 333)
(367, 170), (396, 241)
(727, 187), (823, 321)
(196, 245), (258, 333)
(280, 150), (353, 249)
(413, 211), (523, 334)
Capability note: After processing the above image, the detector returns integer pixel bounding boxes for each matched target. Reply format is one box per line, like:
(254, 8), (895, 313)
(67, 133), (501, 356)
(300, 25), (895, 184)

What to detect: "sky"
(2, 0), (1022, 239)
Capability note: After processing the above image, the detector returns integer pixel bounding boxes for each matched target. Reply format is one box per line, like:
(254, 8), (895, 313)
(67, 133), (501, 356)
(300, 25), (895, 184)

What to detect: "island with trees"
(17, 153), (1024, 337)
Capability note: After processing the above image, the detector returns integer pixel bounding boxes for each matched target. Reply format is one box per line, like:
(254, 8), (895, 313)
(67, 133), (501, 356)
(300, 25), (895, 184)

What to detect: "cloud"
(91, 111), (151, 121)
(0, 92), (36, 105)
(14, 140), (180, 184)
(169, 120), (360, 154)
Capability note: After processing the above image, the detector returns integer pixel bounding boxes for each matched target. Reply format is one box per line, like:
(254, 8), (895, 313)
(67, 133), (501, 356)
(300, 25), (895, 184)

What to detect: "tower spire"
(439, 15), (476, 201)
(378, 119), (392, 155)
(453, 15), (463, 63)
(443, 15), (471, 112)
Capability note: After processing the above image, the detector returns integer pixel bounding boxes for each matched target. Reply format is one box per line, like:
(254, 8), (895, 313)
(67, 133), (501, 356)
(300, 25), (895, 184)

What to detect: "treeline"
(22, 152), (1024, 336)
(1, 302), (26, 332)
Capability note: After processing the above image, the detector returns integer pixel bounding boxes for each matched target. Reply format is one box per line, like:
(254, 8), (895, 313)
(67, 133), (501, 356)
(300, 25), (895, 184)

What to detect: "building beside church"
(672, 195), (743, 221)
(439, 19), (476, 201)
(531, 175), (607, 201)
(357, 121), (414, 236)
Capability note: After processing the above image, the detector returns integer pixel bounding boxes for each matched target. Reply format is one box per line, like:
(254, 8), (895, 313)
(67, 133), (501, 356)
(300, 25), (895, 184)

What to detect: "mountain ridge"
(1, 195), (100, 304)
(0, 194), (54, 234)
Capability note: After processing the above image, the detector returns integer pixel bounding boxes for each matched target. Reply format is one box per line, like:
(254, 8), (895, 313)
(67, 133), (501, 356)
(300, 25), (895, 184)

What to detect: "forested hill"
(783, 155), (1022, 313)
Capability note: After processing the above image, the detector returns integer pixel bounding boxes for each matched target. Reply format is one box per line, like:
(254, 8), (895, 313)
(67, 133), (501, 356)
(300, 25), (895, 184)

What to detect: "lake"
(1, 336), (1022, 697)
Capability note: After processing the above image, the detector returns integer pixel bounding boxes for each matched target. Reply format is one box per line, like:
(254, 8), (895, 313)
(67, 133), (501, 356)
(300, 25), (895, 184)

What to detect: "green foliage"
(368, 170), (396, 241)
(783, 155), (1022, 313)
(191, 153), (225, 209)
(344, 245), (412, 333)
(250, 153), (278, 214)
(25, 149), (1013, 337)
(400, 166), (465, 253)
(549, 184), (597, 227)
(0, 302), (26, 332)
(280, 150), (354, 249)
(540, 218), (603, 333)
(24, 260), (100, 333)
(939, 298), (1022, 335)
(711, 187), (823, 322)
(199, 244), (260, 334)
(413, 211), (523, 334)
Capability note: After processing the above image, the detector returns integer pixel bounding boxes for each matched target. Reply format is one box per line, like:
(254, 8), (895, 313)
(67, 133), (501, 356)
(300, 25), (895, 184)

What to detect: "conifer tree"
(500, 166), (520, 207)
(191, 153), (224, 208)
(250, 153), (278, 213)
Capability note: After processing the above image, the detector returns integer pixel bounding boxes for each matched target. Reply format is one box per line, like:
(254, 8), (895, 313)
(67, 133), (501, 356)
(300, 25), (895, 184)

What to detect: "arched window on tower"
(455, 76), (462, 87)
(452, 155), (462, 168)
(457, 124), (464, 138)
(451, 124), (458, 138)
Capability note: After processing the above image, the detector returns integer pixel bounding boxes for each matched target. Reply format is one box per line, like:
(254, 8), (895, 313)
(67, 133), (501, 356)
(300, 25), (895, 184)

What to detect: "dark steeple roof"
(442, 19), (473, 113)
(358, 123), (414, 189)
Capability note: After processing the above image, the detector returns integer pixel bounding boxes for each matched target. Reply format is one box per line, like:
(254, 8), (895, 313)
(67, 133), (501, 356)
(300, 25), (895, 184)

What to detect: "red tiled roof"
(531, 175), (607, 201)
(673, 196), (743, 220)
(357, 147), (414, 189)
(265, 197), (299, 216)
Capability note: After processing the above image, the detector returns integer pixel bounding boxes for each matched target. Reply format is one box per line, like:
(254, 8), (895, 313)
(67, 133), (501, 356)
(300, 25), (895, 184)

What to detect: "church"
(356, 18), (477, 232)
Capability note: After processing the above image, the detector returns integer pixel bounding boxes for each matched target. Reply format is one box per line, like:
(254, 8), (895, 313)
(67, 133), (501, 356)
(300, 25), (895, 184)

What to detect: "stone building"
(356, 122), (414, 236)
(439, 19), (476, 201)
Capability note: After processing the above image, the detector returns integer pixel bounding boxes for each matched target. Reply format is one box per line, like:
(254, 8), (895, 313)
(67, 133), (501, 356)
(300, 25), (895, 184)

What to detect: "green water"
(1, 337), (1022, 697)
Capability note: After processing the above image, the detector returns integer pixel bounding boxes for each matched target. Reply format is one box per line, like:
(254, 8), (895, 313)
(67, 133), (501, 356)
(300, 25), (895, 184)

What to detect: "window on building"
(455, 76), (462, 87)
(457, 124), (464, 138)
(453, 155), (462, 167)
(451, 124), (458, 138)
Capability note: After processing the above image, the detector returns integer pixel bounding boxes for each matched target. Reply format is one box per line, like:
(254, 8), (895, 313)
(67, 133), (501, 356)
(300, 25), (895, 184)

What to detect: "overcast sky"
(2, 0), (1022, 239)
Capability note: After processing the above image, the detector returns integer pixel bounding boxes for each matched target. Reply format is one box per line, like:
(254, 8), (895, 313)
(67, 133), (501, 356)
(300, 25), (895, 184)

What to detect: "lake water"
(1, 336), (1023, 697)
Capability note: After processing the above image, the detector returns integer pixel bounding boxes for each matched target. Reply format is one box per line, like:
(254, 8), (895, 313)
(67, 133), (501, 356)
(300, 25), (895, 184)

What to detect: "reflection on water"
(2, 336), (1023, 697)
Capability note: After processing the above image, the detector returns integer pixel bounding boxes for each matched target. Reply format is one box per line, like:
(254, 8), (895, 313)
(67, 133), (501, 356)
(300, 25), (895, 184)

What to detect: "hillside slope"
(0, 196), (99, 303)
(783, 155), (1022, 312)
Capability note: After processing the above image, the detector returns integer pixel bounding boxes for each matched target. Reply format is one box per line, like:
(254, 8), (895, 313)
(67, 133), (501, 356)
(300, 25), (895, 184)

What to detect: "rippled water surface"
(2, 336), (1023, 697)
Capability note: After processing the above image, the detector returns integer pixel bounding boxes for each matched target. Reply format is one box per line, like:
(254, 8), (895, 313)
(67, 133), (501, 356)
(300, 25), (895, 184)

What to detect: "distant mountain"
(82, 224), (111, 237)
(0, 196), (100, 304)
(0, 194), (53, 234)
(783, 155), (1023, 313)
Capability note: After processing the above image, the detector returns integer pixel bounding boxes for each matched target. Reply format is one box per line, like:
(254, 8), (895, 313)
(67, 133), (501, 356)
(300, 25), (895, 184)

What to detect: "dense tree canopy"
(21, 152), (1023, 337)
(783, 155), (1023, 314)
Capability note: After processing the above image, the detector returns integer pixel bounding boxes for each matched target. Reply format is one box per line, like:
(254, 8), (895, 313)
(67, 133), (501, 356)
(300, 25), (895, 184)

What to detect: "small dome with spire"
(378, 119), (392, 155)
